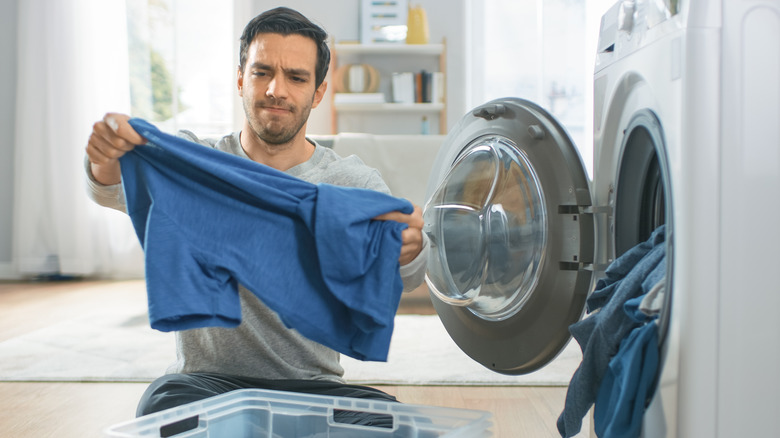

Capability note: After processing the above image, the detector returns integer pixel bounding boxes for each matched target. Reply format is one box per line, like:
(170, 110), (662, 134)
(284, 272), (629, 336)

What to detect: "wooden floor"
(0, 280), (575, 437)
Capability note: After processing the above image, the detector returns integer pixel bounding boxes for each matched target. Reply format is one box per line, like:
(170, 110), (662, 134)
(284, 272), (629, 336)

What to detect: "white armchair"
(319, 133), (445, 207)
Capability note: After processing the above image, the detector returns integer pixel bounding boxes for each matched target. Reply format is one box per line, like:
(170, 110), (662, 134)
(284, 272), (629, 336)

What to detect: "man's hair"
(239, 7), (330, 89)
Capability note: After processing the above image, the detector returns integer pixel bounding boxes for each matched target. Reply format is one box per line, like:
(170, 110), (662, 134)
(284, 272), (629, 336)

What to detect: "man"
(85, 7), (427, 423)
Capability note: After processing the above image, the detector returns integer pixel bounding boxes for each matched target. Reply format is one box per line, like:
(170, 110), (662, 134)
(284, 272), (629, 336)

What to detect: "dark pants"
(137, 373), (397, 433)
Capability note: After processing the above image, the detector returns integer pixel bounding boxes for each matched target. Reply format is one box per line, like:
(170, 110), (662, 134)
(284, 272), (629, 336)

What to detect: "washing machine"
(422, 0), (780, 436)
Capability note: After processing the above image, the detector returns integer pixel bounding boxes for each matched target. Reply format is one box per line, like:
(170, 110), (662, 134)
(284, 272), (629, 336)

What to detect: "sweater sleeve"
(399, 232), (429, 292)
(83, 155), (127, 212)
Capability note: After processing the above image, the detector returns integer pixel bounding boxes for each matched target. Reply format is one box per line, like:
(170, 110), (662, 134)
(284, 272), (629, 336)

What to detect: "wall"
(249, 0), (468, 135)
(0, 0), (18, 276)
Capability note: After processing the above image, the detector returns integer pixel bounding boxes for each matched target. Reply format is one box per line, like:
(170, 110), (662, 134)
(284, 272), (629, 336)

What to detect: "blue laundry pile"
(119, 118), (414, 362)
(558, 226), (666, 437)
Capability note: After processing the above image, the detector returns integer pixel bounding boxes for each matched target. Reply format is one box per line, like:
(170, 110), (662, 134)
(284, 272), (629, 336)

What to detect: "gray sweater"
(85, 130), (428, 382)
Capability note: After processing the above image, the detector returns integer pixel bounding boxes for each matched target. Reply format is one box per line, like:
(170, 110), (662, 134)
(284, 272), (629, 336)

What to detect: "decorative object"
(406, 4), (430, 44)
(333, 63), (381, 93)
(360, 0), (408, 44)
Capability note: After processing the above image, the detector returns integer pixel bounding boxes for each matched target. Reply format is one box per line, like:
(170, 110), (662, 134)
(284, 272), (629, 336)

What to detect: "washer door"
(424, 97), (594, 375)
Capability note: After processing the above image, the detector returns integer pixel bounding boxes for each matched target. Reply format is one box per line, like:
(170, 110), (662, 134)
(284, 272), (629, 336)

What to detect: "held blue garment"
(557, 226), (666, 437)
(119, 118), (414, 362)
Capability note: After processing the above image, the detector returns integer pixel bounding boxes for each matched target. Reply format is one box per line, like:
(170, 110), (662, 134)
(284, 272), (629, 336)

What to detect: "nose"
(266, 76), (287, 100)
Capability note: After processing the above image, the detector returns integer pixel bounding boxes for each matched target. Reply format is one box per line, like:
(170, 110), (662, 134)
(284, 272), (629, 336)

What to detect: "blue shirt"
(558, 226), (666, 437)
(119, 118), (413, 361)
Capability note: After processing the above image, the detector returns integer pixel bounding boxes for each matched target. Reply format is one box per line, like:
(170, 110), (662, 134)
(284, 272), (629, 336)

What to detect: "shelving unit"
(335, 42), (445, 56)
(330, 40), (447, 135)
(334, 102), (445, 112)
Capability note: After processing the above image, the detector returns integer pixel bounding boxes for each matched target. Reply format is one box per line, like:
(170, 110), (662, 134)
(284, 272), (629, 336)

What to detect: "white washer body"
(594, 0), (780, 436)
(423, 0), (780, 436)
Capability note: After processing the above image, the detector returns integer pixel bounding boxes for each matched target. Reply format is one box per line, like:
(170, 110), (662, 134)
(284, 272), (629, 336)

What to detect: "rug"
(343, 316), (581, 386)
(0, 304), (581, 386)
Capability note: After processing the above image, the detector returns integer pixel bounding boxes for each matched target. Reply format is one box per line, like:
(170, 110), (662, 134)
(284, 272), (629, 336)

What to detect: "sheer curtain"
(468, 0), (616, 179)
(13, 0), (144, 278)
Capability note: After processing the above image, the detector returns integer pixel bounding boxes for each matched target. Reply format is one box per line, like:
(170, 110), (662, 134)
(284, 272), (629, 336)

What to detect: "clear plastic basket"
(105, 388), (493, 437)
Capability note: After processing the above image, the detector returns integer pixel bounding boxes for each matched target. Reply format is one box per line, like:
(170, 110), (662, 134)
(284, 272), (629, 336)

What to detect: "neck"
(239, 123), (314, 171)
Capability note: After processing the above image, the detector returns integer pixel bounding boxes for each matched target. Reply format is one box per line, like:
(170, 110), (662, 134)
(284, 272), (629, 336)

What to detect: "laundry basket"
(105, 388), (493, 437)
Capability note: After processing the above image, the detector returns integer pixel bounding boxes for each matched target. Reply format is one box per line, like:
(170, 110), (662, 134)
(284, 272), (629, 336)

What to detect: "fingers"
(374, 204), (423, 230)
(86, 122), (127, 164)
(374, 205), (425, 266)
(398, 225), (424, 265)
(85, 113), (145, 165)
(373, 204), (424, 264)
(375, 204), (424, 266)
(85, 113), (147, 186)
(104, 113), (146, 145)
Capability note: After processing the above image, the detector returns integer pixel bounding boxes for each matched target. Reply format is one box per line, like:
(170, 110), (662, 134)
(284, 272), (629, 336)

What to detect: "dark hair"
(239, 7), (330, 88)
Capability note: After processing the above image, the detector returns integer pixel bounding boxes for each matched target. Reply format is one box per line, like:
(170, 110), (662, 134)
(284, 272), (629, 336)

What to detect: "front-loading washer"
(422, 0), (780, 436)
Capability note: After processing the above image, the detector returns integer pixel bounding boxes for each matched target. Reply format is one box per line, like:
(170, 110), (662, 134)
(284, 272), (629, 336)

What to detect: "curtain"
(13, 0), (144, 278)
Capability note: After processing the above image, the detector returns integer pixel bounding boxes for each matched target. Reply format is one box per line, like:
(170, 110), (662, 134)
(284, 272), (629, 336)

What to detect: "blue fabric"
(119, 118), (414, 362)
(594, 319), (659, 438)
(557, 226), (666, 437)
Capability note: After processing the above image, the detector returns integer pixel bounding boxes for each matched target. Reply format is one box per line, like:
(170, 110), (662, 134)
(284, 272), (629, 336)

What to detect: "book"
(392, 70), (443, 104)
(391, 72), (415, 104)
(414, 72), (423, 103)
(420, 70), (432, 103)
(431, 72), (445, 104)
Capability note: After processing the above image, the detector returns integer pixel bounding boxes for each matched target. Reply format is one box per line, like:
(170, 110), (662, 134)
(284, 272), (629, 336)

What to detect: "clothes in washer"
(119, 118), (414, 362)
(557, 225), (666, 437)
(638, 277), (666, 317)
(593, 280), (661, 438)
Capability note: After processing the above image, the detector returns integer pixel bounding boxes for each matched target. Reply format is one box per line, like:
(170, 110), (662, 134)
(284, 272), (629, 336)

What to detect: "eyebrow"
(249, 62), (312, 78)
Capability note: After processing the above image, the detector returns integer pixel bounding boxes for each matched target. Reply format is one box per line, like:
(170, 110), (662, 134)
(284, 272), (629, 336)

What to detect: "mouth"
(259, 103), (293, 115)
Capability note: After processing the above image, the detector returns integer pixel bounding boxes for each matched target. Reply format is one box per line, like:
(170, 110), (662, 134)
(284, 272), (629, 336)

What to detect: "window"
(470, 0), (615, 178)
(126, 0), (235, 137)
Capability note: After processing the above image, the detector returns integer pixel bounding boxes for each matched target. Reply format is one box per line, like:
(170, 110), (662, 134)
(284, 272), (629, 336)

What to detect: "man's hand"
(374, 204), (424, 266)
(85, 113), (146, 185)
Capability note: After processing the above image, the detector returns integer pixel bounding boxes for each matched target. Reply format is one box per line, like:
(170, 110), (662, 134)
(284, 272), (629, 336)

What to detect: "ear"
(237, 65), (244, 97)
(311, 81), (328, 109)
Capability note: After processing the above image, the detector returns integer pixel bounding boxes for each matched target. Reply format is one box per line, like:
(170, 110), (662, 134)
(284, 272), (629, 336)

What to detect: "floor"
(0, 280), (578, 437)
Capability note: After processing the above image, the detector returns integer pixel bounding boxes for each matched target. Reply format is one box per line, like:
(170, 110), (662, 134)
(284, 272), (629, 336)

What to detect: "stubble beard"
(244, 96), (313, 146)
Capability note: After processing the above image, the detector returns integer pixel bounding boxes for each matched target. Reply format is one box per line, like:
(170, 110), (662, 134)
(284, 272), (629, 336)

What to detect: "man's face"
(238, 33), (326, 145)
